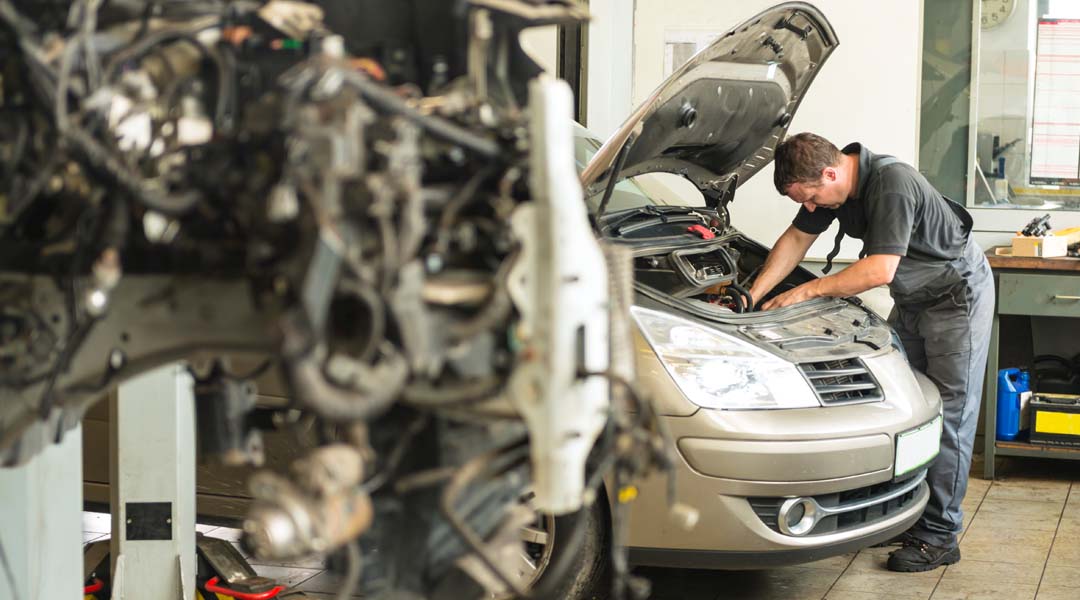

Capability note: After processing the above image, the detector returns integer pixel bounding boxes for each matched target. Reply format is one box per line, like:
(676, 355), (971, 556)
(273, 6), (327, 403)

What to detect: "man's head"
(773, 132), (853, 212)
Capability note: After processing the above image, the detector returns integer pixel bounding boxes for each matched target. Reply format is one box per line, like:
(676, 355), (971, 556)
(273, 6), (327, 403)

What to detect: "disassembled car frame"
(0, 1), (674, 598)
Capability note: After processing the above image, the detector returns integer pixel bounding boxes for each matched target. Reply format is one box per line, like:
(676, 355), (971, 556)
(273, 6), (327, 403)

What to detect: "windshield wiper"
(601, 206), (707, 236)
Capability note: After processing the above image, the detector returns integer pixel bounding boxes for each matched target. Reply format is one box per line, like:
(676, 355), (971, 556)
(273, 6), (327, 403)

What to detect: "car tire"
(532, 497), (611, 600)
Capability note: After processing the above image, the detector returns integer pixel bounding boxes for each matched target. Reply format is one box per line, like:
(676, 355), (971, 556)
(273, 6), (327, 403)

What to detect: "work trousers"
(887, 241), (995, 548)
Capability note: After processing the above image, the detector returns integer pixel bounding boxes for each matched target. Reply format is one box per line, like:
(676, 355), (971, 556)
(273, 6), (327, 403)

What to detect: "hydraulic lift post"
(0, 422), (83, 599)
(109, 363), (197, 599)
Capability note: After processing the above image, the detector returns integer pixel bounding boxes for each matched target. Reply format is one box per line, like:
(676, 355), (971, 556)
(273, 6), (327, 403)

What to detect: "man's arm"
(759, 253), (900, 310)
(747, 225), (818, 306)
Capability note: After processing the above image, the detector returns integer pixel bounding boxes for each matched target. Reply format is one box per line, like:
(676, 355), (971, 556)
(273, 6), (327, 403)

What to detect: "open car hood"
(581, 2), (838, 207)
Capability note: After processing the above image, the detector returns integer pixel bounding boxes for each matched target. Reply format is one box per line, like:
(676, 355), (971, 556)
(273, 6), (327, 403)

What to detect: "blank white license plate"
(895, 416), (942, 478)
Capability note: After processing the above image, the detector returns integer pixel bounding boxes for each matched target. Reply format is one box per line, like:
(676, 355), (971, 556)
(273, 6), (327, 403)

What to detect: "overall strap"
(821, 155), (901, 275)
(822, 227), (845, 274)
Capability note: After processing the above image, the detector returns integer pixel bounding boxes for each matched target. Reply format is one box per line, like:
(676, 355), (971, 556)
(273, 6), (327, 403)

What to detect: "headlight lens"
(632, 307), (820, 410)
(889, 329), (909, 360)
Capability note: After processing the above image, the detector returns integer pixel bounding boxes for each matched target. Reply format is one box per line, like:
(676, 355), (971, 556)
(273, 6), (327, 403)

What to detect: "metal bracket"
(705, 175), (739, 211)
(777, 16), (813, 40)
(125, 502), (173, 540)
(761, 35), (783, 56)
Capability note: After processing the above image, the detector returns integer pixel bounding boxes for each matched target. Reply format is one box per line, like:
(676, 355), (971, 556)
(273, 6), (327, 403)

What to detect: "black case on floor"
(1030, 393), (1080, 447)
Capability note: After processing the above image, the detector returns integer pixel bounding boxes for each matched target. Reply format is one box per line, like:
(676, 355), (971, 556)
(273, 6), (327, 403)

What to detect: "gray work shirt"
(791, 143), (973, 304)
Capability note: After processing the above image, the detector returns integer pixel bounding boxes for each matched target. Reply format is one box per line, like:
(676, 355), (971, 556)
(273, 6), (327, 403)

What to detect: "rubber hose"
(729, 281), (753, 312)
(286, 349), (407, 423)
(729, 286), (744, 313)
(401, 376), (503, 408)
(339, 69), (500, 159)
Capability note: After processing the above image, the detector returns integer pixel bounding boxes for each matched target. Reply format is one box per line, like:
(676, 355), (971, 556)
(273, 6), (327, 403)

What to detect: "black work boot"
(886, 539), (961, 572)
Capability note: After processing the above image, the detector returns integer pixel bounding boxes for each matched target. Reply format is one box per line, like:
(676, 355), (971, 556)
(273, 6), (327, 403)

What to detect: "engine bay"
(633, 235), (815, 313)
(633, 234), (894, 360)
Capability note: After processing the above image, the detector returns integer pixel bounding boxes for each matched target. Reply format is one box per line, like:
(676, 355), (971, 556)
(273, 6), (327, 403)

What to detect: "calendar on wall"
(1030, 18), (1080, 186)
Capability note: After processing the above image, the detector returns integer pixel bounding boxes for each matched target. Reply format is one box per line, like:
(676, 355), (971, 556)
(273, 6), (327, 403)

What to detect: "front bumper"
(623, 352), (941, 566)
(624, 446), (930, 568)
(628, 481), (926, 569)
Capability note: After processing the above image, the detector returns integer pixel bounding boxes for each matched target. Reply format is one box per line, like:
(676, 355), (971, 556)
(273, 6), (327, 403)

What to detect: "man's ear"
(821, 166), (838, 182)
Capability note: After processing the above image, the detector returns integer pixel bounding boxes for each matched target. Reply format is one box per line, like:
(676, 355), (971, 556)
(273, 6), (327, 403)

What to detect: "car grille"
(798, 358), (883, 405)
(748, 470), (926, 537)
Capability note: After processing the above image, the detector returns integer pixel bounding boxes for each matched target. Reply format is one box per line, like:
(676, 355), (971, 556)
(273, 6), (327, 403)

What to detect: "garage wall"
(520, 25), (559, 74)
(588, 0), (636, 138)
(632, 1), (925, 260)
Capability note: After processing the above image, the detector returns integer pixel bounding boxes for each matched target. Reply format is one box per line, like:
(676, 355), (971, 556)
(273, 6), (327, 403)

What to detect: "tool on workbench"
(1020, 213), (1052, 237)
(1011, 218), (1080, 257)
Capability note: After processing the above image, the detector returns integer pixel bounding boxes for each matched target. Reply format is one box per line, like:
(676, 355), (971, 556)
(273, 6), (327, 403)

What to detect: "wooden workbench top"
(986, 246), (1080, 272)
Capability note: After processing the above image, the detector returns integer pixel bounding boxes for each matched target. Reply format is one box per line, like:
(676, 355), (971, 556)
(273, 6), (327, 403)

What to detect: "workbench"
(983, 248), (1080, 479)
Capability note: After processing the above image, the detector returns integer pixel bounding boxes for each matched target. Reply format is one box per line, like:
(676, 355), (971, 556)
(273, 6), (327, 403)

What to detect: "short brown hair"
(773, 132), (842, 194)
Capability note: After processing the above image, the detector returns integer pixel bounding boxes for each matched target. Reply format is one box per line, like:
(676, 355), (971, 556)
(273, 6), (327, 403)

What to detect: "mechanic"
(747, 132), (994, 573)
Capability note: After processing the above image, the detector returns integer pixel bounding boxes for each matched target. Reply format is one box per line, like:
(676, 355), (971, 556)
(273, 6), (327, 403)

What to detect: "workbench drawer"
(999, 273), (1080, 317)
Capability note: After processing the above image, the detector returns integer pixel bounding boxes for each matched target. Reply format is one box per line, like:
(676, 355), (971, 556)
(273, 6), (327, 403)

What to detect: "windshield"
(574, 130), (704, 214)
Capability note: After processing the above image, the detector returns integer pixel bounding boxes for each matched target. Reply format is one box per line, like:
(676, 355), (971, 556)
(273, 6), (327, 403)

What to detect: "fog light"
(777, 497), (820, 536)
(785, 502), (805, 528)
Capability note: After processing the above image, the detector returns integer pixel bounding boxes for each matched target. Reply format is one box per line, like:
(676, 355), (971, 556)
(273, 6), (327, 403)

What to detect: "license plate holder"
(895, 416), (942, 478)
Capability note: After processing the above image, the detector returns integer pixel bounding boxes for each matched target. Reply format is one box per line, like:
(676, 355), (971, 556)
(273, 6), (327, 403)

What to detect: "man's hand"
(747, 226), (819, 307)
(760, 280), (821, 311)
(758, 254), (901, 311)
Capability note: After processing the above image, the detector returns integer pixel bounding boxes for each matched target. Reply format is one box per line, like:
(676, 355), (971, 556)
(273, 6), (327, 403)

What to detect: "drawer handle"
(1052, 295), (1080, 301)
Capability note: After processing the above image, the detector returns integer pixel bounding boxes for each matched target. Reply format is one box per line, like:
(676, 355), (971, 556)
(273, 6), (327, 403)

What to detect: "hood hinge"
(776, 15), (813, 40)
(704, 175), (738, 210)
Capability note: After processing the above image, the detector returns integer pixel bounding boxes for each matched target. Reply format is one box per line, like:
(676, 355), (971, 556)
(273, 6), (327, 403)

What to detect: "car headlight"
(889, 329), (909, 361)
(631, 307), (820, 410)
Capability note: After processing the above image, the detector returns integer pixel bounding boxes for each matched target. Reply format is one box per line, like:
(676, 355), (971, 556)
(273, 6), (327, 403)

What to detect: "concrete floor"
(81, 455), (1080, 600)
(638, 455), (1080, 600)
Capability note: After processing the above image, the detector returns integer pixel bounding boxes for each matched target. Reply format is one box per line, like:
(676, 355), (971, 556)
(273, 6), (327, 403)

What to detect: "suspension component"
(242, 444), (373, 560)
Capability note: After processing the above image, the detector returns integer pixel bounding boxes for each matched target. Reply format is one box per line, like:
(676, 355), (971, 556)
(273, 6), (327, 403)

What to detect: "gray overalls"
(804, 146), (995, 549)
(888, 229), (995, 548)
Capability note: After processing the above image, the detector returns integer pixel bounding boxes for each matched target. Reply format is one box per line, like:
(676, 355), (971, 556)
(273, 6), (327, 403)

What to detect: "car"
(525, 2), (944, 595)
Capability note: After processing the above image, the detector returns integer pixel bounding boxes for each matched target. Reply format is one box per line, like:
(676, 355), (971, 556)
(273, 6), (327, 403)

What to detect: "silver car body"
(579, 2), (944, 568)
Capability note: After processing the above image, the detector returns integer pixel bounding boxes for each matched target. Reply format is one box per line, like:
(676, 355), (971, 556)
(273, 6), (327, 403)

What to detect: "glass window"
(1047, 0), (1080, 19)
(573, 132), (704, 213)
(662, 31), (722, 77)
(919, 0), (974, 204)
(968, 0), (1080, 210)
